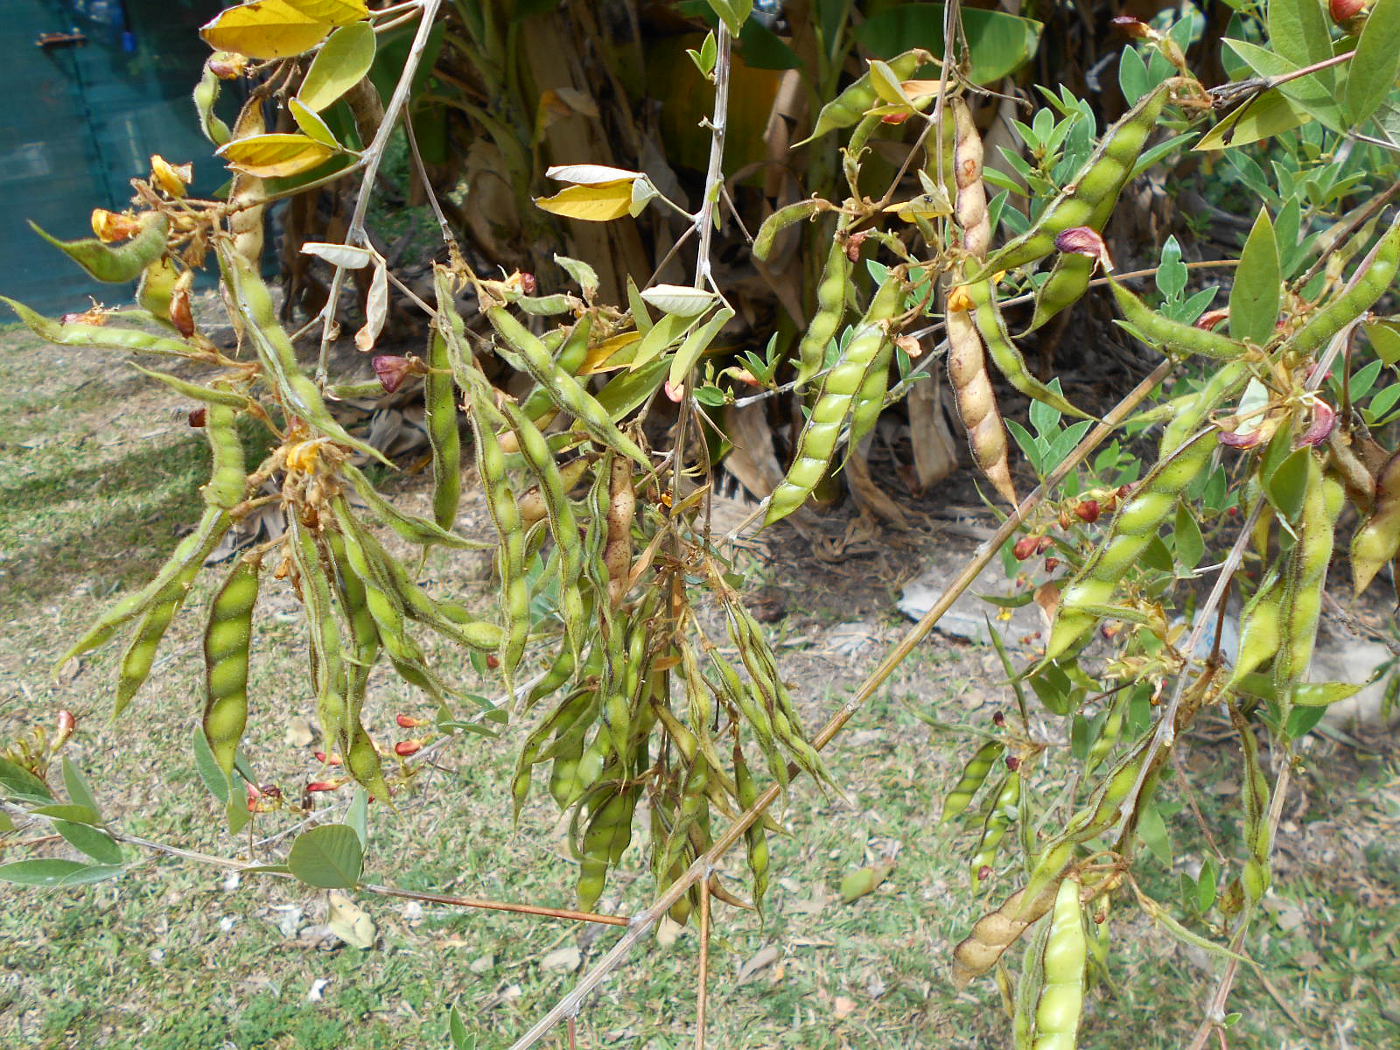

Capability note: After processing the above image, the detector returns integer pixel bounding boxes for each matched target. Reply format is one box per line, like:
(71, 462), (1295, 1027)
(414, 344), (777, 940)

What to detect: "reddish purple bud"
(396, 714), (427, 729)
(978, 865), (994, 882)
(259, 784), (282, 799)
(306, 781), (339, 793)
(1035, 536), (1054, 555)
(188, 407), (207, 428)
(1055, 227), (1113, 271)
(519, 272), (538, 296)
(1330, 0), (1369, 22)
(1013, 536), (1039, 561)
(1074, 500), (1101, 524)
(1196, 309), (1229, 332)
(1219, 429), (1264, 449)
(992, 711), (1007, 727)
(394, 739), (422, 756)
(372, 355), (413, 393)
(1006, 755), (1022, 771)
(1300, 401), (1337, 448)
(1045, 557), (1061, 571)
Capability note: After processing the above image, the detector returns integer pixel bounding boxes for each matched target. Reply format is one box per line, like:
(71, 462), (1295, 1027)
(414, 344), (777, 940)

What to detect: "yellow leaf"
(218, 133), (339, 177)
(581, 331), (641, 374)
(200, 0), (366, 60)
(534, 182), (634, 222)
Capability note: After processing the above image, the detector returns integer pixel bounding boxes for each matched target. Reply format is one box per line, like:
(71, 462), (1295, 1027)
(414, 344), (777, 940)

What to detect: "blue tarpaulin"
(2, 1), (224, 313)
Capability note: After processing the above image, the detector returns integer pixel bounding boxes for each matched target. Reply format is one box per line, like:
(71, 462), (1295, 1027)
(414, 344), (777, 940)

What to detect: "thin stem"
(506, 360), (1173, 1050)
(316, 0), (444, 384)
(359, 884), (629, 927)
(403, 110), (460, 258)
(695, 874), (712, 1050)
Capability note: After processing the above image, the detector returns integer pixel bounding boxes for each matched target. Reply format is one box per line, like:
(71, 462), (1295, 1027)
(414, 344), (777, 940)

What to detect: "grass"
(1, 319), (1398, 1049)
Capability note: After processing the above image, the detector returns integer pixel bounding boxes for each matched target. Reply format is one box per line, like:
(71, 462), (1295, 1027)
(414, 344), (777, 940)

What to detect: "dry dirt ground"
(1, 303), (1397, 1050)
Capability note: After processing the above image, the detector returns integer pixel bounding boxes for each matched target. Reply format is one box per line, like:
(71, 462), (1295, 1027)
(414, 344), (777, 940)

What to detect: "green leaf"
(1195, 92), (1312, 151)
(298, 21), (377, 112)
(1198, 856), (1219, 913)
(1265, 447), (1311, 523)
(554, 254), (599, 299)
(1365, 321), (1400, 365)
(1119, 44), (1150, 105)
(0, 756), (52, 801)
(1174, 504), (1206, 570)
(706, 0), (753, 36)
(670, 307), (735, 391)
(1346, 0), (1400, 125)
(346, 788), (370, 849)
(53, 820), (124, 865)
(1137, 802), (1173, 865)
(1268, 0), (1334, 69)
(449, 1003), (477, 1050)
(30, 214), (169, 283)
(0, 859), (124, 888)
(1222, 39), (1342, 129)
(30, 804), (100, 824)
(855, 5), (1042, 86)
(288, 823), (364, 888)
(1230, 208), (1281, 345)
(192, 725), (229, 805)
(597, 356), (669, 422)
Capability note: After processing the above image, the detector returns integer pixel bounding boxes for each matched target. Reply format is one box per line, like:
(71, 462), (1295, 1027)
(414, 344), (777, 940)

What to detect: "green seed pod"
(202, 558), (260, 776)
(796, 235), (852, 386)
(1287, 213), (1400, 356)
(800, 48), (932, 144)
(201, 402), (247, 510)
(1032, 878), (1086, 1050)
(1110, 279), (1249, 359)
(982, 81), (1172, 277)
(1229, 572), (1285, 684)
(965, 276), (1092, 420)
(970, 772), (1021, 890)
(426, 278), (463, 531)
(1352, 450), (1400, 595)
(766, 272), (904, 525)
(942, 740), (1007, 823)
(1045, 430), (1214, 662)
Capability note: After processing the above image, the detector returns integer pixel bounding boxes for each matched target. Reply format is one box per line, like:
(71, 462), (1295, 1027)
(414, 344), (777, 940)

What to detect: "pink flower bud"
(1300, 400), (1336, 447)
(1330, 0), (1369, 22)
(1074, 500), (1101, 524)
(372, 355), (414, 394)
(1195, 309), (1229, 332)
(394, 740), (422, 757)
(1054, 227), (1113, 271)
(1219, 429), (1264, 449)
(396, 714), (427, 729)
(1013, 536), (1039, 561)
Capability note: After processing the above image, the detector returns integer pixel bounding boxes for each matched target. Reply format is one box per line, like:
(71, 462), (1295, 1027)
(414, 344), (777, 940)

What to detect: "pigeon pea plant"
(2, 0), (1400, 1048)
